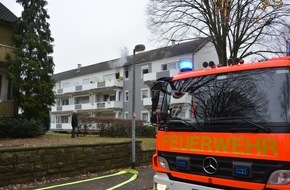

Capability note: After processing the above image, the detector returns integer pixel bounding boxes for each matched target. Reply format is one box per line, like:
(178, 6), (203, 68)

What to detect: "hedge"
(79, 117), (156, 138)
(0, 118), (45, 138)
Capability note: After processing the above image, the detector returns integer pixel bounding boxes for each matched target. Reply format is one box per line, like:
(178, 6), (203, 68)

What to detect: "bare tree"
(146, 0), (290, 65)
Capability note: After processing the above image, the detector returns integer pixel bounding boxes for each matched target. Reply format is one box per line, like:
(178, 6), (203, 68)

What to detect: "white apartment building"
(50, 38), (219, 131)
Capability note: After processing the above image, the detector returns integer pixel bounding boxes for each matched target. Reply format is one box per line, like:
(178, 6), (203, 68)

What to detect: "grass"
(47, 133), (156, 150)
(0, 132), (156, 150)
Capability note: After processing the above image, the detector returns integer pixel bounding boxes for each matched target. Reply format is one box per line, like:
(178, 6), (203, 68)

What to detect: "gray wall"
(0, 141), (154, 187)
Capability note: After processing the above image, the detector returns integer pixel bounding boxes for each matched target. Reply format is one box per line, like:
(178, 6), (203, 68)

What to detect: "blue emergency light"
(179, 58), (193, 72)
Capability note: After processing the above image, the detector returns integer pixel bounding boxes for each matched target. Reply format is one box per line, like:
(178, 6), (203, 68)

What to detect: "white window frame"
(124, 112), (129, 119)
(161, 64), (167, 71)
(168, 61), (178, 70)
(125, 90), (129, 102)
(62, 82), (70, 88)
(141, 88), (150, 101)
(141, 111), (150, 122)
(141, 65), (149, 78)
(103, 73), (115, 81)
(83, 78), (91, 85)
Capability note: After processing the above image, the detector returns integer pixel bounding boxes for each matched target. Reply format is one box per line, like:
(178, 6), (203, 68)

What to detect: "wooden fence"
(0, 101), (14, 117)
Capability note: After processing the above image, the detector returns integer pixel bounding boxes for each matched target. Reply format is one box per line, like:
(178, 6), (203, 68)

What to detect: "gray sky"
(1, 0), (155, 73)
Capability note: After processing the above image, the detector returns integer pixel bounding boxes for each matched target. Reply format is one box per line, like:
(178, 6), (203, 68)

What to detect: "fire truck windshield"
(162, 67), (290, 133)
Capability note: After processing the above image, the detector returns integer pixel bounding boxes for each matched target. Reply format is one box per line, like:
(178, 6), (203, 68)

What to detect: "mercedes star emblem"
(202, 157), (218, 174)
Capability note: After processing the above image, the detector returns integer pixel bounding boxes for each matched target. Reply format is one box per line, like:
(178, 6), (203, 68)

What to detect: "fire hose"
(34, 169), (138, 190)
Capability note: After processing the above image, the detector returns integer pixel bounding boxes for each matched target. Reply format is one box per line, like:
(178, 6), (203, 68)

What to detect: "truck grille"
(158, 151), (290, 184)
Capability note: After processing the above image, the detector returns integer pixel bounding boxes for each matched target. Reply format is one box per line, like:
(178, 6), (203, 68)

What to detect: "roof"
(53, 38), (210, 81)
(0, 2), (18, 25)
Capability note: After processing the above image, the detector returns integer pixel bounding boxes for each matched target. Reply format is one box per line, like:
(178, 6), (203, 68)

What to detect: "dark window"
(125, 70), (129, 79)
(142, 68), (149, 75)
(162, 64), (167, 71)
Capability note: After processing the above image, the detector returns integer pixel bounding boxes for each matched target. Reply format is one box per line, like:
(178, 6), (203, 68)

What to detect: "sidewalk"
(30, 165), (155, 190)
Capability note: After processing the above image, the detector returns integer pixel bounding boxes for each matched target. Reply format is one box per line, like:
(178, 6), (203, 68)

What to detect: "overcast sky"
(1, 0), (156, 73)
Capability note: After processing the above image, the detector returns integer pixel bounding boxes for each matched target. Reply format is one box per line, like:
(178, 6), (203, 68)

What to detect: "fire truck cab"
(151, 57), (290, 190)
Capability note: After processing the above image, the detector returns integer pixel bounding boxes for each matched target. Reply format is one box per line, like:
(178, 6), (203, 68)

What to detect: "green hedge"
(79, 117), (156, 138)
(0, 118), (45, 138)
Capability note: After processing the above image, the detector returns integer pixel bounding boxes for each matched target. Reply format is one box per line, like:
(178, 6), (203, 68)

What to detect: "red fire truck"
(151, 57), (290, 190)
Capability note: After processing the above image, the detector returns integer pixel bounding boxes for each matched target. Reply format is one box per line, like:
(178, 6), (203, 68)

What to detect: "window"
(56, 99), (61, 106)
(83, 78), (90, 85)
(168, 62), (177, 70)
(141, 112), (150, 122)
(60, 115), (69, 123)
(124, 112), (129, 119)
(162, 64), (167, 71)
(161, 62), (177, 71)
(116, 112), (121, 118)
(75, 96), (89, 104)
(141, 66), (149, 78)
(118, 91), (121, 101)
(125, 91), (129, 102)
(62, 99), (69, 105)
(141, 88), (149, 100)
(104, 94), (116, 101)
(62, 82), (70, 88)
(103, 74), (114, 81)
(57, 99), (69, 106)
(125, 70), (129, 79)
(55, 82), (61, 89)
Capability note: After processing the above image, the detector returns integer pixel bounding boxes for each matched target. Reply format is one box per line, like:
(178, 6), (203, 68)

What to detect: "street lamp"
(132, 44), (145, 169)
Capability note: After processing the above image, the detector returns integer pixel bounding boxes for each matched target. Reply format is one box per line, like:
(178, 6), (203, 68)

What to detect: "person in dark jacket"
(71, 110), (78, 138)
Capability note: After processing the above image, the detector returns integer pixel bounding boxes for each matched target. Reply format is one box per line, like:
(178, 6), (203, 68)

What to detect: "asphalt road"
(31, 165), (155, 190)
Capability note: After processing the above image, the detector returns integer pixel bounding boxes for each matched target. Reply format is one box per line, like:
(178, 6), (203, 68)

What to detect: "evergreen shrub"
(0, 118), (45, 138)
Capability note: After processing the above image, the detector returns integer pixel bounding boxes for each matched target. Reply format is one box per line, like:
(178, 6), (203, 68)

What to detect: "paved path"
(31, 165), (155, 190)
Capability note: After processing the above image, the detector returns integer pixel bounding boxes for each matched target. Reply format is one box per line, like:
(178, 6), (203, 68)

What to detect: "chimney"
(171, 39), (176, 46)
(76, 63), (81, 73)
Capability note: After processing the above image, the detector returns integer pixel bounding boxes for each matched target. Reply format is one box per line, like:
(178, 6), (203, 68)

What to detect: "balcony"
(143, 69), (179, 86)
(0, 101), (14, 117)
(55, 80), (123, 95)
(143, 97), (152, 107)
(0, 44), (15, 62)
(143, 96), (164, 109)
(171, 94), (191, 105)
(51, 101), (123, 113)
(50, 123), (71, 131)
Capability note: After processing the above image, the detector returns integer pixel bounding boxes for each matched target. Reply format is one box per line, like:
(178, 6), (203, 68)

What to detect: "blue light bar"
(179, 58), (193, 72)
(234, 166), (250, 176)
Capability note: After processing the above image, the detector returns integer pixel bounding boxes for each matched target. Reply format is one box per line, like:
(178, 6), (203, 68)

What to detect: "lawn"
(0, 132), (156, 150)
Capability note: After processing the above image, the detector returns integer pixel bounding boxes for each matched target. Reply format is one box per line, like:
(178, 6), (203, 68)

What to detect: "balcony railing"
(50, 123), (71, 130)
(143, 69), (179, 86)
(51, 101), (123, 113)
(0, 44), (15, 62)
(0, 101), (14, 117)
(143, 97), (152, 107)
(55, 80), (123, 95)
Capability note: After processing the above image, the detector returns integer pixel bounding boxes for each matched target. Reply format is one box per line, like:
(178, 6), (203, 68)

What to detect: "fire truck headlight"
(154, 183), (169, 190)
(267, 170), (290, 185)
(158, 156), (169, 170)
